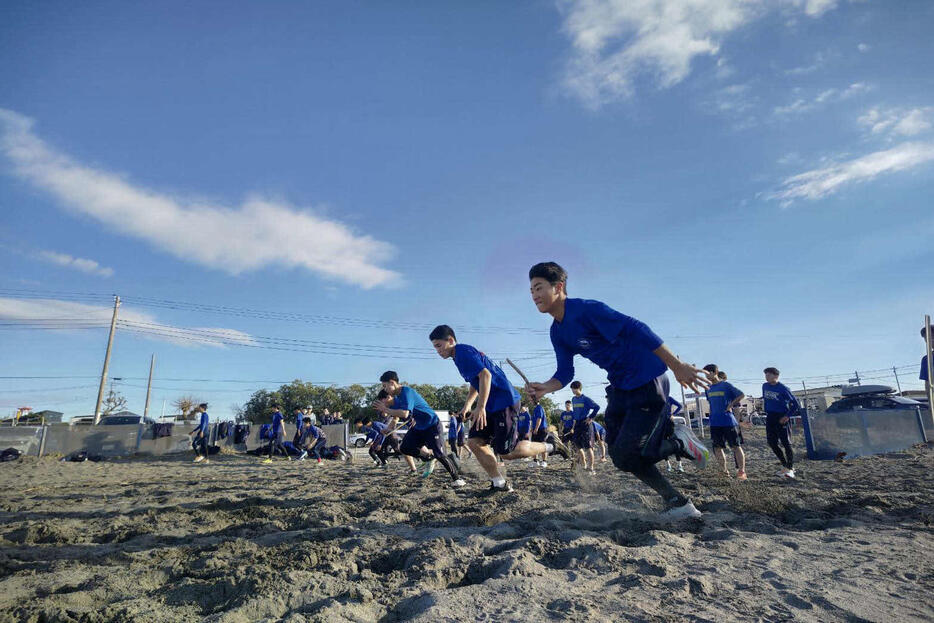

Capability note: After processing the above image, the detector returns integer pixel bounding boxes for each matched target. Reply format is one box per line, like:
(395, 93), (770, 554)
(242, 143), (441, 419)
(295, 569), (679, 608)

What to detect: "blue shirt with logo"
(762, 382), (800, 415)
(392, 386), (439, 430)
(560, 410), (575, 432)
(453, 344), (520, 413)
(706, 381), (743, 427)
(516, 410), (531, 435)
(572, 394), (600, 422)
(550, 298), (666, 391)
(531, 405), (546, 433)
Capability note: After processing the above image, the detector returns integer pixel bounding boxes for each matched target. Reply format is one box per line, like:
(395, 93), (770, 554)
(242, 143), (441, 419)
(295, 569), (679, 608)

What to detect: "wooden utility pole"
(93, 296), (120, 425)
(893, 366), (902, 394)
(925, 315), (933, 417)
(143, 354), (155, 420)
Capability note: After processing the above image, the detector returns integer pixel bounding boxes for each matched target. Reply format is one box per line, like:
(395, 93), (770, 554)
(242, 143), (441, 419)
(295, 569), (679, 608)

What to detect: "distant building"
(792, 385), (844, 412)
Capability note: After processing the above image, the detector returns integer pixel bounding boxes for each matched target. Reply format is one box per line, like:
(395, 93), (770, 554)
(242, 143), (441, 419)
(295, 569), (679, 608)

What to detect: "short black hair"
(293, 407), (302, 412)
(376, 389), (390, 400)
(429, 324), (456, 341)
(362, 418), (371, 425)
(764, 367), (780, 376)
(718, 371), (727, 380)
(271, 403), (280, 409)
(302, 417), (311, 424)
(570, 380), (582, 390)
(199, 403), (208, 410)
(529, 262), (567, 287)
(565, 400), (572, 406)
(379, 370), (399, 383)
(703, 364), (718, 374)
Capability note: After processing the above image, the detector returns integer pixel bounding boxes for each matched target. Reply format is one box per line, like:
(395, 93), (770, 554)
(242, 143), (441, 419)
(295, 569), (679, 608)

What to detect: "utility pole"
(925, 315), (934, 418)
(893, 366), (902, 394)
(93, 295), (120, 425)
(854, 370), (861, 386)
(801, 380), (808, 413)
(143, 354), (155, 420)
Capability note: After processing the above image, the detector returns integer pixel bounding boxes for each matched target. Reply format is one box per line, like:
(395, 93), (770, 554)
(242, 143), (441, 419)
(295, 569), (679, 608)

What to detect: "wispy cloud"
(857, 43), (870, 53)
(36, 250), (114, 278)
(558, 0), (841, 108)
(858, 107), (933, 138)
(784, 51), (829, 76)
(773, 82), (871, 116)
(766, 141), (934, 204)
(0, 297), (257, 348)
(0, 109), (400, 289)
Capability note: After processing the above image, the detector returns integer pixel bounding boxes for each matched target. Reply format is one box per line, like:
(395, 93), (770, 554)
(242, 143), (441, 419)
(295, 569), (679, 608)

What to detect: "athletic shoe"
(262, 458), (272, 464)
(316, 458), (322, 465)
(783, 468), (796, 479)
(540, 460), (548, 468)
(666, 463), (673, 472)
(673, 425), (709, 469)
(298, 451), (308, 461)
(286, 456), (292, 461)
(193, 456), (205, 463)
(451, 479), (466, 488)
(422, 459), (436, 478)
(588, 468), (596, 476)
(660, 500), (702, 521)
(677, 464), (685, 473)
(203, 459), (210, 464)
(547, 433), (571, 460)
(485, 481), (514, 494)
(737, 470), (748, 481)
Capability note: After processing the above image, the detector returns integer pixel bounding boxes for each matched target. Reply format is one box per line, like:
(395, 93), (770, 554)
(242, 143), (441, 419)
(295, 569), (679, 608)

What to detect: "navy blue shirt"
(531, 405), (546, 433)
(572, 394), (600, 423)
(392, 386), (438, 430)
(516, 410), (531, 435)
(271, 411), (284, 435)
(447, 417), (462, 440)
(294, 412), (303, 431)
(299, 424), (324, 445)
(550, 298), (666, 390)
(921, 355), (930, 383)
(706, 382), (743, 427)
(560, 410), (575, 432)
(453, 344), (521, 413)
(363, 421), (387, 443)
(193, 411), (209, 435)
(667, 397), (682, 416)
(593, 421), (606, 438)
(762, 382), (800, 415)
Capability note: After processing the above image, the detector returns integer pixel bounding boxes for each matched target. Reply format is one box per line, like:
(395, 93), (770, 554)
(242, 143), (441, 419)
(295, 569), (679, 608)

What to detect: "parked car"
(826, 385), (923, 413)
(98, 414), (155, 426)
(349, 426), (408, 448)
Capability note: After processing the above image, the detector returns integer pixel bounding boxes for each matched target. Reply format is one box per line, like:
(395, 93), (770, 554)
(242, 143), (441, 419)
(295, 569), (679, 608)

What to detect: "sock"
(545, 443), (554, 454)
(492, 476), (506, 487)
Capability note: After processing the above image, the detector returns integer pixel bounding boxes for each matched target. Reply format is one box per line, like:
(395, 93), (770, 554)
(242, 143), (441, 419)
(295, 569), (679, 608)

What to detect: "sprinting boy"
(429, 325), (570, 493)
(372, 371), (465, 488)
(703, 364), (746, 480)
(570, 381), (600, 474)
(526, 262), (709, 520)
(190, 403), (209, 463)
(665, 397), (685, 472)
(762, 367), (800, 479)
(263, 403), (290, 463)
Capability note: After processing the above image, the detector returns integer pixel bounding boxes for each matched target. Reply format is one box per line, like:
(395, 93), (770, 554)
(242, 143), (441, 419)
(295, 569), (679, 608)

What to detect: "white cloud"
(784, 51), (829, 76)
(559, 0), (842, 107)
(859, 107), (933, 138)
(773, 82), (871, 116)
(36, 250), (114, 278)
(857, 43), (870, 53)
(767, 141), (934, 204)
(0, 297), (257, 348)
(0, 109), (400, 289)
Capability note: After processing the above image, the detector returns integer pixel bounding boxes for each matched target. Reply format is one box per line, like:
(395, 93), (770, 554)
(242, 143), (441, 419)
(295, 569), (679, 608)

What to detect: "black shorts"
(467, 407), (518, 455)
(574, 422), (594, 449)
(532, 429), (548, 443)
(710, 425), (742, 449)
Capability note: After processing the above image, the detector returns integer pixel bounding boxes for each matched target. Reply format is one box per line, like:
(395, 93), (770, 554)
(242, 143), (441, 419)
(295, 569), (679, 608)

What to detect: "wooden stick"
(505, 358), (531, 387)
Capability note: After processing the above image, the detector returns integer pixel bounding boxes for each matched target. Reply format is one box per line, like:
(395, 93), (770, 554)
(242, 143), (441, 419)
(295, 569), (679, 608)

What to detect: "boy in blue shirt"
(526, 262), (710, 520)
(263, 404), (291, 463)
(570, 381), (600, 474)
(703, 365), (746, 480)
(592, 420), (608, 463)
(530, 403), (549, 466)
(516, 405), (532, 441)
(297, 418), (328, 464)
(429, 325), (570, 493)
(292, 407), (304, 445)
(762, 367), (800, 479)
(189, 403), (209, 463)
(560, 401), (575, 443)
(372, 371), (465, 488)
(447, 412), (469, 459)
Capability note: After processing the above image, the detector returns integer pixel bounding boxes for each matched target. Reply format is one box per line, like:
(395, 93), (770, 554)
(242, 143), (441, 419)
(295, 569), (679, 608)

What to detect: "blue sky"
(1, 0), (932, 419)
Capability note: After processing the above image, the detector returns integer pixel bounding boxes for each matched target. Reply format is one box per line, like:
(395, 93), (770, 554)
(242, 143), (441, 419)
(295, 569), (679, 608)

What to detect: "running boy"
(190, 403), (209, 463)
(526, 262), (709, 519)
(429, 324), (570, 493)
(570, 381), (600, 474)
(762, 367), (800, 479)
(372, 371), (465, 487)
(703, 365), (746, 480)
(263, 404), (290, 463)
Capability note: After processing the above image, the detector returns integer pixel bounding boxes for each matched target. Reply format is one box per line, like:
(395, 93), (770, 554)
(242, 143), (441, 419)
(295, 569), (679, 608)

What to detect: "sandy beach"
(1, 429), (932, 622)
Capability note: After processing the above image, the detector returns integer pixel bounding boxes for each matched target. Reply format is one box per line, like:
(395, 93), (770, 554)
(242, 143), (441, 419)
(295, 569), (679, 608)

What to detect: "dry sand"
(1, 429), (932, 622)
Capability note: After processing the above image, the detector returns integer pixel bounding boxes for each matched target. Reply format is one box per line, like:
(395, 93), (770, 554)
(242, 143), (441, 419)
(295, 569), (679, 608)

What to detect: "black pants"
(308, 436), (327, 460)
(369, 444), (384, 465)
(605, 375), (686, 507)
(766, 413), (794, 469)
(267, 432), (288, 458)
(192, 435), (207, 458)
(401, 421), (459, 481)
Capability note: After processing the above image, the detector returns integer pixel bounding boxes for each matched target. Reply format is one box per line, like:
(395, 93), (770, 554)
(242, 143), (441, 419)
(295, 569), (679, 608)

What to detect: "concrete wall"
(0, 426), (44, 456)
(43, 424), (142, 457)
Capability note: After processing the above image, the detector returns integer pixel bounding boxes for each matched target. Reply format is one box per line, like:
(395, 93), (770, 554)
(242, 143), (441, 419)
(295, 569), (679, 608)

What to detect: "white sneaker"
(298, 451), (308, 461)
(193, 456), (204, 463)
(677, 463), (685, 473)
(673, 425), (709, 469)
(421, 459), (436, 478)
(540, 460), (548, 468)
(660, 500), (702, 521)
(784, 468), (796, 479)
(452, 479), (466, 488)
(666, 463), (673, 472)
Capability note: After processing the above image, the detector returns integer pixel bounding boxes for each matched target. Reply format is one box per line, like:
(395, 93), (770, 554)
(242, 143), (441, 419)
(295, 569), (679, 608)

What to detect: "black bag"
(0, 447), (21, 462)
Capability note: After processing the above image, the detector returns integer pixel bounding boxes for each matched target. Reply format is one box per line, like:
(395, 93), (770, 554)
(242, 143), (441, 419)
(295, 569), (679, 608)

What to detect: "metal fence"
(802, 407), (928, 460)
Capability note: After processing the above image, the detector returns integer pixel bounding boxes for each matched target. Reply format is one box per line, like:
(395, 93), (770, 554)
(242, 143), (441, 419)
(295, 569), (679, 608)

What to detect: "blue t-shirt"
(447, 417), (462, 440)
(572, 394), (599, 422)
(516, 410), (531, 435)
(667, 397), (682, 416)
(593, 421), (606, 438)
(363, 421), (387, 442)
(921, 355), (930, 382)
(271, 411), (284, 435)
(453, 344), (521, 413)
(300, 424), (323, 445)
(294, 413), (303, 430)
(531, 405), (546, 433)
(550, 298), (666, 391)
(560, 410), (575, 432)
(392, 386), (438, 430)
(706, 382), (743, 427)
(194, 411), (209, 434)
(762, 382), (800, 415)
